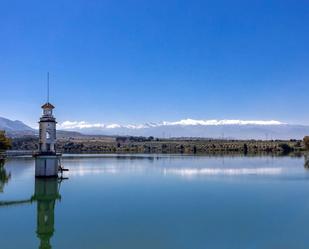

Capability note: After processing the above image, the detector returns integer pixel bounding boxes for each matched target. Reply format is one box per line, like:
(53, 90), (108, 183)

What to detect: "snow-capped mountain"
(58, 119), (309, 140)
(2, 117), (309, 140)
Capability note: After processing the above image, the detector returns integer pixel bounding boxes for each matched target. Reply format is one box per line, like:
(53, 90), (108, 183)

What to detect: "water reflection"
(31, 178), (61, 249)
(305, 154), (309, 169)
(3, 155), (309, 248)
(0, 159), (11, 192)
(163, 167), (283, 177)
(0, 175), (61, 249)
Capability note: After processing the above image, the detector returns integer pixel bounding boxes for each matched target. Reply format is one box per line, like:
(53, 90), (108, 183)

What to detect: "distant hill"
(0, 117), (83, 138)
(0, 117), (34, 132)
(57, 130), (85, 138)
(0, 117), (35, 137)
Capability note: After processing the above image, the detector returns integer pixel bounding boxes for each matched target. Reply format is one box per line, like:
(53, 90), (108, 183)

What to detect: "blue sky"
(0, 0), (309, 127)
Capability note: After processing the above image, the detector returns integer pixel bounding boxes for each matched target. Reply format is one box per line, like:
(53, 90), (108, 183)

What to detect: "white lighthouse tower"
(34, 73), (61, 177)
(39, 102), (56, 154)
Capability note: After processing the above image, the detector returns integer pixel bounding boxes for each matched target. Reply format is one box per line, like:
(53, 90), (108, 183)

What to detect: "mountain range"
(1, 116), (309, 140)
(58, 119), (309, 140)
(0, 117), (35, 137)
(0, 117), (82, 138)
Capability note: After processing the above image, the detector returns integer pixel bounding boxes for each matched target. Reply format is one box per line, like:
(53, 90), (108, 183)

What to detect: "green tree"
(0, 131), (11, 151)
(279, 143), (293, 154)
(243, 143), (248, 155)
(193, 145), (197, 154)
(304, 136), (309, 150)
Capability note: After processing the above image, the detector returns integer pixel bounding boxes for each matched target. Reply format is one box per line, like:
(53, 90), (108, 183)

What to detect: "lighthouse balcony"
(40, 117), (56, 122)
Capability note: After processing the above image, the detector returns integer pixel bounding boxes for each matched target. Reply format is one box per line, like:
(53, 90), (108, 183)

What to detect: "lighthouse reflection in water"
(32, 178), (61, 249)
(4, 156), (309, 248)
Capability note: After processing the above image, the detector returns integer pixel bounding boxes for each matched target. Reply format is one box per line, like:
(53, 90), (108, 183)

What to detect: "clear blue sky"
(0, 0), (309, 127)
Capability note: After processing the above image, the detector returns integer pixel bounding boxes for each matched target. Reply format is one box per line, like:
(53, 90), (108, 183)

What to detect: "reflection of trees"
(0, 159), (11, 192)
(305, 155), (309, 169)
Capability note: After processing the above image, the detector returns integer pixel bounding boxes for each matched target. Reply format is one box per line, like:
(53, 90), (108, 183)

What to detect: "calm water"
(1, 154), (309, 249)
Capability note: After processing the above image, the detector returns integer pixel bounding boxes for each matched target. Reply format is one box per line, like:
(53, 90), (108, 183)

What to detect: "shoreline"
(4, 150), (307, 159)
(11, 136), (306, 155)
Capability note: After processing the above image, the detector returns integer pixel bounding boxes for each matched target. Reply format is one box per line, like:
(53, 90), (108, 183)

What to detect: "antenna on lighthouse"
(47, 72), (50, 103)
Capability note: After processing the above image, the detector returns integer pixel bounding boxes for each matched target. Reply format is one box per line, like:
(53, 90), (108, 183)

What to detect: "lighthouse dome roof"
(41, 102), (55, 109)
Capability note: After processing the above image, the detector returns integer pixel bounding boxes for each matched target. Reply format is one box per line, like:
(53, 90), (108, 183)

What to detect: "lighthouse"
(34, 74), (61, 177)
(39, 102), (56, 154)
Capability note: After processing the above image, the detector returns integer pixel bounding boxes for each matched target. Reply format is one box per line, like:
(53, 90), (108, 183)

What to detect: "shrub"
(180, 145), (185, 153)
(279, 143), (293, 154)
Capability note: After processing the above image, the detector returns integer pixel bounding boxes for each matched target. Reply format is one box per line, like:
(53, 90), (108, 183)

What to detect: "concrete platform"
(34, 154), (61, 178)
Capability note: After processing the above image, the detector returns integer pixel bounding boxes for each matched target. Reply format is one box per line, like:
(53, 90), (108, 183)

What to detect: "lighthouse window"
(46, 132), (50, 139)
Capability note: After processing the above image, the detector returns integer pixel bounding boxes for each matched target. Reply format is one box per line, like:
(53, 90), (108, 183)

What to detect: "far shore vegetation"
(7, 134), (309, 155)
(0, 131), (11, 190)
(0, 131), (11, 151)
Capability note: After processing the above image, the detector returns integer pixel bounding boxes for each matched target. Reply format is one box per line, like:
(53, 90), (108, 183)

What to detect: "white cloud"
(58, 119), (284, 130)
(60, 121), (106, 129)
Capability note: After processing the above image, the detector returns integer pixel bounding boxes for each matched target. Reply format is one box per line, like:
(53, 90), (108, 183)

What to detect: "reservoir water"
(1, 154), (309, 249)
